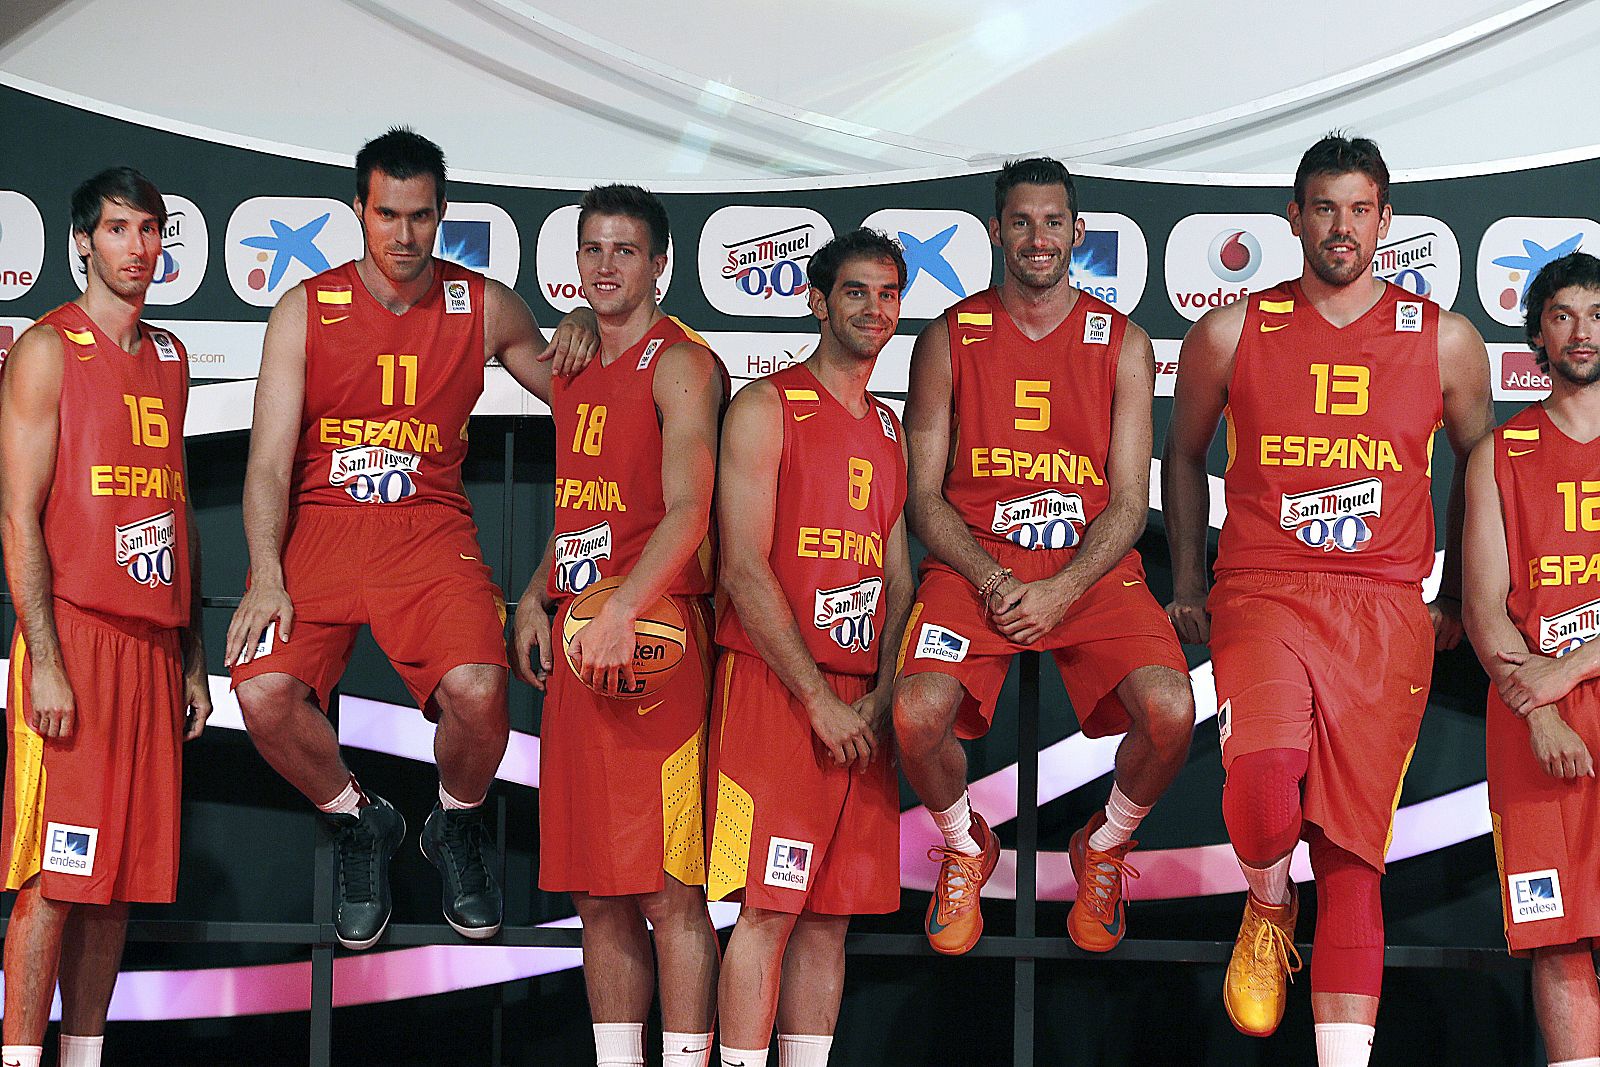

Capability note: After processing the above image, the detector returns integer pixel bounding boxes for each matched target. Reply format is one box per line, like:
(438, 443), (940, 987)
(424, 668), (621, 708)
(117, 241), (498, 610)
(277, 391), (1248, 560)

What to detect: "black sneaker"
(420, 804), (503, 939)
(324, 795), (405, 950)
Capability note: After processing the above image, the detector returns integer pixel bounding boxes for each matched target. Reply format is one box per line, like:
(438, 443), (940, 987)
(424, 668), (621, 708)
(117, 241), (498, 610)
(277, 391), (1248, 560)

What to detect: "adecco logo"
(70, 195), (209, 306)
(860, 208), (992, 320)
(434, 201), (520, 286)
(698, 206), (833, 318)
(1071, 211), (1148, 314)
(225, 197), (362, 308)
(1492, 344), (1552, 401)
(0, 191), (46, 302)
(1476, 216), (1600, 327)
(1371, 215), (1460, 309)
(1164, 213), (1300, 321)
(536, 204), (674, 314)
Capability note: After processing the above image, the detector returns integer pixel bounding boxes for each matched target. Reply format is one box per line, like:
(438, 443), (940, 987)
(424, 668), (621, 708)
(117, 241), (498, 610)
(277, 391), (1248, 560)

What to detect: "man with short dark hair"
(226, 127), (595, 950)
(709, 228), (913, 1067)
(0, 167), (211, 1067)
(1465, 251), (1600, 1067)
(1164, 134), (1495, 1065)
(894, 156), (1196, 958)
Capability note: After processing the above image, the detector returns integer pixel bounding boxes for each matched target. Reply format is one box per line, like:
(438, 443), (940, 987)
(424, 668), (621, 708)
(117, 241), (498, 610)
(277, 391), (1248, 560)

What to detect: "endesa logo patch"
(914, 623), (970, 663)
(1507, 868), (1564, 924)
(763, 837), (814, 890)
(1539, 598), (1600, 657)
(813, 577), (883, 653)
(44, 822), (97, 877)
(553, 521), (613, 594)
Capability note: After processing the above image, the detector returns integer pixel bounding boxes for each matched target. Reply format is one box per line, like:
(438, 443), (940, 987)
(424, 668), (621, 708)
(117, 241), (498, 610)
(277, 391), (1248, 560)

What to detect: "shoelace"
(1247, 912), (1303, 989)
(1078, 850), (1140, 922)
(335, 821), (377, 905)
(927, 845), (987, 916)
(439, 811), (492, 895)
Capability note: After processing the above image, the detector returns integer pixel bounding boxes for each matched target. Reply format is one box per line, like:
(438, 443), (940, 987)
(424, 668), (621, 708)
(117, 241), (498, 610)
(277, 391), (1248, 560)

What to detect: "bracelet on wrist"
(978, 567), (1013, 601)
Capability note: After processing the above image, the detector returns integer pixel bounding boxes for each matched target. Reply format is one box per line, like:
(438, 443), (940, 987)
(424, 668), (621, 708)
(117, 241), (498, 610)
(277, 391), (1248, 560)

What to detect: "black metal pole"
(1013, 651), (1041, 1067)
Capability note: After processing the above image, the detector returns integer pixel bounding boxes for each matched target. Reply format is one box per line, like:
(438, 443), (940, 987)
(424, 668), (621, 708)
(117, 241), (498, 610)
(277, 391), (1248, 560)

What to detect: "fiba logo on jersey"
(553, 521), (613, 593)
(1538, 598), (1600, 657)
(1395, 301), (1423, 332)
(812, 577), (883, 653)
(1278, 478), (1381, 553)
(329, 445), (421, 504)
(1508, 869), (1564, 924)
(444, 279), (471, 314)
(991, 490), (1085, 550)
(115, 511), (177, 587)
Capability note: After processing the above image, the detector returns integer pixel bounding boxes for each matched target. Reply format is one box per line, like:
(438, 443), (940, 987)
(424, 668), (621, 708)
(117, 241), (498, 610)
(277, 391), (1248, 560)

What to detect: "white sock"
(594, 1022), (645, 1067)
(315, 775), (366, 816)
(1088, 782), (1151, 851)
(438, 782), (484, 811)
(1314, 1022), (1374, 1067)
(662, 1030), (713, 1066)
(718, 1046), (767, 1067)
(931, 792), (980, 856)
(1550, 1059), (1600, 1066)
(58, 1036), (103, 1067)
(2, 1046), (43, 1067)
(777, 1033), (832, 1067)
(1240, 854), (1293, 908)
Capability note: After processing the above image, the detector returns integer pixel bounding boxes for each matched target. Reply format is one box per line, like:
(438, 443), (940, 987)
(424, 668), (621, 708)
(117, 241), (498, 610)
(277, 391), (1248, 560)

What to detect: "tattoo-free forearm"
(907, 489), (1002, 589)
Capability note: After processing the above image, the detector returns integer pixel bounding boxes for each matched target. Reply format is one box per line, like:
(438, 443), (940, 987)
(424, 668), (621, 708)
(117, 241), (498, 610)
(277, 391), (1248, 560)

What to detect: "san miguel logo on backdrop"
(1372, 215), (1460, 308)
(698, 206), (833, 318)
(537, 204), (675, 314)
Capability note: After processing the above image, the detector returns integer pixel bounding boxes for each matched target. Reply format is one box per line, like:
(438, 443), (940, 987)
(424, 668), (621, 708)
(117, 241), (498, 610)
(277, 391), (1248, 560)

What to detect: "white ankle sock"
(1550, 1059), (1600, 1066)
(931, 792), (980, 856)
(1088, 782), (1151, 851)
(594, 1022), (645, 1067)
(1314, 1022), (1374, 1067)
(662, 1030), (713, 1066)
(438, 782), (484, 811)
(58, 1036), (103, 1067)
(1240, 854), (1293, 908)
(2, 1046), (42, 1067)
(316, 775), (366, 816)
(719, 1046), (767, 1067)
(777, 1033), (832, 1067)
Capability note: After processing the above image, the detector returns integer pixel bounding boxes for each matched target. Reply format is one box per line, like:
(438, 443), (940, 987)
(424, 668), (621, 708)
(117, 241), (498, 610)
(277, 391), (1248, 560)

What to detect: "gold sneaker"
(1223, 885), (1302, 1037)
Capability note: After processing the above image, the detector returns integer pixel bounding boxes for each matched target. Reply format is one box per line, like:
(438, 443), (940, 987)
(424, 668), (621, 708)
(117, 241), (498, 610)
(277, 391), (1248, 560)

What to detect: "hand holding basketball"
(562, 575), (686, 699)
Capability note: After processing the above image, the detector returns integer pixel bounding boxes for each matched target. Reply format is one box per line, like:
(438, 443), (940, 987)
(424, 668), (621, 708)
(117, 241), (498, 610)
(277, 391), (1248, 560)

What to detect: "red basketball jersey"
(34, 303), (191, 629)
(716, 363), (908, 676)
(1218, 279), (1442, 582)
(292, 260), (484, 512)
(1493, 405), (1600, 657)
(546, 315), (727, 607)
(940, 288), (1127, 554)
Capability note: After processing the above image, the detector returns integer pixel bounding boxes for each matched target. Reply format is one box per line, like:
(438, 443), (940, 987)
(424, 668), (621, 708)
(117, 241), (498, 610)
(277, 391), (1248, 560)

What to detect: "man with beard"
(226, 128), (595, 951)
(1464, 252), (1600, 1067)
(1163, 134), (1494, 1065)
(0, 168), (211, 1067)
(709, 229), (913, 1067)
(894, 158), (1196, 958)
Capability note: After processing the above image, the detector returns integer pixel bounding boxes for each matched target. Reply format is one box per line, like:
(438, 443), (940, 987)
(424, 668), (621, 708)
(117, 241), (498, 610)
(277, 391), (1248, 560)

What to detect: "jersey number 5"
(1014, 380), (1051, 431)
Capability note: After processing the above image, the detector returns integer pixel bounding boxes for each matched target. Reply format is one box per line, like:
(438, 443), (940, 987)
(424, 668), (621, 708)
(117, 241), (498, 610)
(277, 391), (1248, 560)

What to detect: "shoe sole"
(419, 836), (503, 941)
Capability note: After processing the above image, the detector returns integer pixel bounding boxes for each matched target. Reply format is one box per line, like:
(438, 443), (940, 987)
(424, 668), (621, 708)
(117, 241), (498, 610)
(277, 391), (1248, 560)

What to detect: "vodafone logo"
(1165, 213), (1299, 321)
(536, 204), (674, 314)
(0, 191), (45, 301)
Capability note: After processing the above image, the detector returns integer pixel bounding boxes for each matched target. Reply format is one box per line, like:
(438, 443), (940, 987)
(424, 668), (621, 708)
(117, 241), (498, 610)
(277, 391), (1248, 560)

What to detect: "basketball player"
(1163, 134), (1494, 1065)
(510, 184), (727, 1067)
(893, 158), (1196, 957)
(1464, 252), (1600, 1067)
(225, 128), (597, 950)
(0, 168), (210, 1067)
(708, 229), (912, 1067)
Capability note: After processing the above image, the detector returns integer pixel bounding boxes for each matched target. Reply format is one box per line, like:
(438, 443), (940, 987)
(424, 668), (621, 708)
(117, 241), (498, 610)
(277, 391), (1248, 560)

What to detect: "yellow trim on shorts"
(713, 651), (735, 749)
(1381, 743), (1417, 859)
(6, 632), (45, 891)
(895, 602), (925, 677)
(1490, 810), (1512, 947)
(661, 725), (707, 887)
(707, 772), (754, 902)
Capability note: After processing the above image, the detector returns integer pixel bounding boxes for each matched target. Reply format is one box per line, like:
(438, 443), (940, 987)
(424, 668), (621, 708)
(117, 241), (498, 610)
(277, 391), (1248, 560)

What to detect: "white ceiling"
(3, 0), (1597, 186)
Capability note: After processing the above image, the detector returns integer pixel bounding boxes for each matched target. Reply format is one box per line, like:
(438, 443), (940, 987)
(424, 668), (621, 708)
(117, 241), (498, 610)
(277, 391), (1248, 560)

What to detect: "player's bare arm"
(486, 279), (600, 402)
(994, 322), (1156, 645)
(566, 342), (722, 695)
(1461, 438), (1593, 779)
(717, 381), (876, 769)
(181, 495), (212, 739)
(1432, 309), (1496, 650)
(0, 325), (74, 738)
(1161, 299), (1246, 644)
(225, 285), (307, 666)
(904, 315), (1006, 591)
(511, 531), (558, 690)
(854, 510), (913, 742)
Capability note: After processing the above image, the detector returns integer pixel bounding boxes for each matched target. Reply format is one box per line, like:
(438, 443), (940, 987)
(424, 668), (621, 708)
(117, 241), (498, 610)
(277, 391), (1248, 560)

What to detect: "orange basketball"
(561, 574), (686, 699)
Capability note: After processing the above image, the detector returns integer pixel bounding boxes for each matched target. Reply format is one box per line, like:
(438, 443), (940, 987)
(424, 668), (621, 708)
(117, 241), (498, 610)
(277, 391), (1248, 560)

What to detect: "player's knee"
(638, 884), (708, 931)
(435, 666), (507, 723)
(1137, 680), (1196, 758)
(1222, 747), (1307, 865)
(1309, 835), (1384, 997)
(733, 905), (800, 942)
(235, 674), (313, 735)
(891, 678), (956, 759)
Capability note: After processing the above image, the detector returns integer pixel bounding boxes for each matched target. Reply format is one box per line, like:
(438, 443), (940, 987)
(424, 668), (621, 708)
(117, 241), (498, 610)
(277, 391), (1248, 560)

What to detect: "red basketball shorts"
(897, 542), (1186, 739)
(1209, 569), (1433, 872)
(538, 595), (713, 897)
(1489, 681), (1600, 955)
(4, 602), (185, 904)
(230, 504), (509, 713)
(706, 651), (899, 916)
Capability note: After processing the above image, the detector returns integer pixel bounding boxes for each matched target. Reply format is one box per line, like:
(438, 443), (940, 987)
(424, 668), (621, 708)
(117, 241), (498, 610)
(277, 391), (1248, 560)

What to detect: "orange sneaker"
(1223, 884), (1302, 1037)
(923, 811), (999, 955)
(1067, 809), (1140, 952)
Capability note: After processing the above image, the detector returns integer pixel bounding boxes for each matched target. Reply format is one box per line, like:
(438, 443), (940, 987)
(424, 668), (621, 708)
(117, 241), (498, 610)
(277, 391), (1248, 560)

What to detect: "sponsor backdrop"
(0, 83), (1573, 1064)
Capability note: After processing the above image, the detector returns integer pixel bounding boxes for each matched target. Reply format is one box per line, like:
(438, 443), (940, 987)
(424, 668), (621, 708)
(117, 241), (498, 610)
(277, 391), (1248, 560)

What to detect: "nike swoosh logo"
(321, 315), (349, 325)
(460, 554), (478, 561)
(1259, 323), (1289, 333)
(1410, 685), (1425, 694)
(1101, 905), (1124, 937)
(961, 335), (988, 345)
(1122, 580), (1142, 587)
(682, 1048), (709, 1055)
(1508, 448), (1534, 457)
(76, 351), (96, 362)
(793, 412), (817, 422)
(639, 701), (662, 716)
